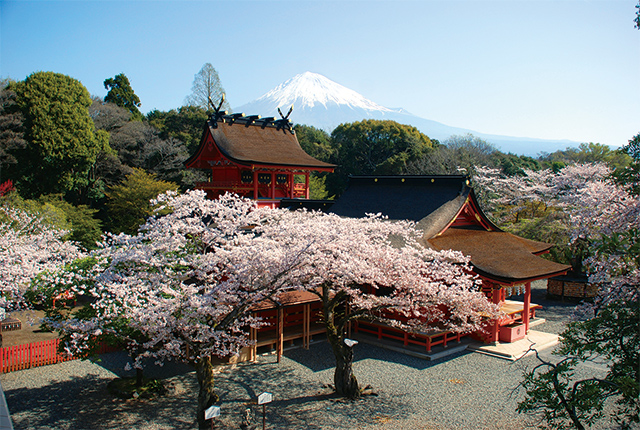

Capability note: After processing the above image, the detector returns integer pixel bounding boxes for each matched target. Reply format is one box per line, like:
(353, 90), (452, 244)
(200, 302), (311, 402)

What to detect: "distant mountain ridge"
(234, 72), (579, 156)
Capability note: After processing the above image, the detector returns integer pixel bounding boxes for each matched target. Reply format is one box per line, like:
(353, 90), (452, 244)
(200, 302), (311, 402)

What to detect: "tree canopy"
(103, 73), (143, 121)
(184, 63), (230, 112)
(0, 79), (26, 181)
(7, 72), (111, 200)
(105, 168), (177, 234)
(328, 119), (433, 196)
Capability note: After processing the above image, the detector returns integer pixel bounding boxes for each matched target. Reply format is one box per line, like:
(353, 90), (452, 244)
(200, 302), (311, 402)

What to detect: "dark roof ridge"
(208, 112), (295, 134)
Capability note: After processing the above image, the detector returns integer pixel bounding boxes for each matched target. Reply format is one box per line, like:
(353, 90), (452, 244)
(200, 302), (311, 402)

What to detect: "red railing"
(0, 339), (119, 373)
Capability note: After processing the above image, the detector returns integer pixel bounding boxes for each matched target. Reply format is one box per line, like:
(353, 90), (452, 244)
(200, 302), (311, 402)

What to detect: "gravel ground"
(0, 282), (630, 430)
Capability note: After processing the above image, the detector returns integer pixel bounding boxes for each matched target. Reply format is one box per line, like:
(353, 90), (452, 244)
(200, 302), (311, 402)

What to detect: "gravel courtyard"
(0, 283), (623, 430)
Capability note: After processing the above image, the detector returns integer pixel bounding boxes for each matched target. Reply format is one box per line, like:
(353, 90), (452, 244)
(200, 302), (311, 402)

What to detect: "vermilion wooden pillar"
(288, 173), (295, 198)
(253, 171), (258, 200)
(491, 284), (500, 343)
(276, 308), (284, 363)
(524, 282), (531, 332)
(270, 173), (276, 200)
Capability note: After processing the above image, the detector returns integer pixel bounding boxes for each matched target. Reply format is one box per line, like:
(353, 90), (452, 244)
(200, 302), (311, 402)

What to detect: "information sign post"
(257, 392), (273, 430)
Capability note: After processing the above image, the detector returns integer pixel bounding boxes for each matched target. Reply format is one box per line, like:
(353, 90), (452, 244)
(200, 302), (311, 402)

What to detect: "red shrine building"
(186, 111), (570, 361)
(326, 176), (571, 346)
(184, 110), (335, 208)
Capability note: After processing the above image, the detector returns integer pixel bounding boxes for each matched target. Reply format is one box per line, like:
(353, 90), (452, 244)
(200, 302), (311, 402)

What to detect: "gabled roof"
(329, 175), (480, 238)
(429, 228), (569, 284)
(329, 175), (570, 285)
(185, 117), (335, 171)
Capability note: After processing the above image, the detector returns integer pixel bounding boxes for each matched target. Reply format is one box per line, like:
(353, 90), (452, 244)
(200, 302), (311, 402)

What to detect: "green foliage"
(518, 300), (640, 429)
(104, 74), (143, 121)
(540, 142), (631, 171)
(309, 174), (330, 200)
(405, 134), (498, 175)
(613, 133), (640, 195)
(518, 356), (606, 430)
(106, 168), (177, 234)
(0, 79), (27, 176)
(502, 213), (574, 265)
(328, 119), (433, 196)
(496, 153), (541, 176)
(7, 72), (112, 200)
(0, 191), (69, 232)
(25, 256), (98, 310)
(37, 194), (102, 250)
(147, 105), (208, 155)
(92, 100), (197, 191)
(294, 124), (333, 162)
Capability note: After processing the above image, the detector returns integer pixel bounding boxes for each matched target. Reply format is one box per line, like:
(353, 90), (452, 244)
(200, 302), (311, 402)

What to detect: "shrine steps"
(467, 329), (559, 361)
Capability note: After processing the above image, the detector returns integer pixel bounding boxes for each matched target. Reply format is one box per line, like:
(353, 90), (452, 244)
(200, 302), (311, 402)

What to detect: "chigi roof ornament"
(207, 95), (295, 134)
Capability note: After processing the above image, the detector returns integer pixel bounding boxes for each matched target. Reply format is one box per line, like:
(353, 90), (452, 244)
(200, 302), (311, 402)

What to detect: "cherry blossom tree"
(512, 163), (640, 429)
(258, 207), (499, 399)
(0, 205), (82, 317)
(52, 190), (498, 427)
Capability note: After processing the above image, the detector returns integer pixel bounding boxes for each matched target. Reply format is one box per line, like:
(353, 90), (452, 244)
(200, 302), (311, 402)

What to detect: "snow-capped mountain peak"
(233, 72), (579, 156)
(255, 72), (392, 112)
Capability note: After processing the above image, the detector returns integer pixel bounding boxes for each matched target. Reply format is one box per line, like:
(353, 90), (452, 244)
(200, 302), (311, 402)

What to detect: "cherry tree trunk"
(333, 344), (360, 399)
(326, 326), (360, 399)
(195, 356), (219, 430)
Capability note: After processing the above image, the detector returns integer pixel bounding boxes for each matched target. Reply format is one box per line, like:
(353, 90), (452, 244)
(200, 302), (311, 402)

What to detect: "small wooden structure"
(184, 108), (334, 208)
(327, 175), (571, 344)
(547, 273), (597, 300)
(248, 291), (325, 362)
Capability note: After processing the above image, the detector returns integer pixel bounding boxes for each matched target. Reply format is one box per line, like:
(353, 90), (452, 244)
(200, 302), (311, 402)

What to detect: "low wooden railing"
(0, 339), (119, 374)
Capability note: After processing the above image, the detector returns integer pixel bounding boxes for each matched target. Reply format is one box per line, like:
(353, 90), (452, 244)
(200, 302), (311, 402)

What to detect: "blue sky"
(2, 0), (639, 148)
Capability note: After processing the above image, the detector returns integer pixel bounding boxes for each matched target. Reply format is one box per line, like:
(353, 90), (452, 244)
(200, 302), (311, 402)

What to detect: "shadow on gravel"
(4, 372), (197, 430)
(90, 350), (194, 380)
(285, 339), (471, 374)
(212, 357), (415, 430)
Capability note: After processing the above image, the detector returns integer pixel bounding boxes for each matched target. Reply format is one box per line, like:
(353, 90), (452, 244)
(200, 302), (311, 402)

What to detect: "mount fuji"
(234, 72), (578, 156)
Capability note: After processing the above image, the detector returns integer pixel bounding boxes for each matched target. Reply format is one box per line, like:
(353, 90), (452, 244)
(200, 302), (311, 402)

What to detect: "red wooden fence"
(0, 339), (119, 374)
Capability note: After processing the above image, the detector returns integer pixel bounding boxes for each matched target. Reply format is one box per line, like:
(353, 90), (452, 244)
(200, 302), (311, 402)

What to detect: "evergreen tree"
(104, 74), (143, 121)
(8, 72), (111, 200)
(328, 119), (433, 196)
(105, 168), (177, 234)
(0, 79), (26, 182)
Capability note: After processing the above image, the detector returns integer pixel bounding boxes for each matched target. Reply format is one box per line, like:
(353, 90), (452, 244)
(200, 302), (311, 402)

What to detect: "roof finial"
(275, 104), (294, 134)
(209, 94), (228, 125)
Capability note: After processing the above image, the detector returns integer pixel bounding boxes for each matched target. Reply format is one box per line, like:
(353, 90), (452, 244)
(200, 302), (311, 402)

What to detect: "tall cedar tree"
(104, 74), (143, 121)
(184, 63), (230, 112)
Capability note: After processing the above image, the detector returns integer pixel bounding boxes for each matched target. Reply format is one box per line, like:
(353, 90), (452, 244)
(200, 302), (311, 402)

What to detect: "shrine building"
(186, 109), (570, 361)
(325, 175), (571, 346)
(184, 109), (335, 208)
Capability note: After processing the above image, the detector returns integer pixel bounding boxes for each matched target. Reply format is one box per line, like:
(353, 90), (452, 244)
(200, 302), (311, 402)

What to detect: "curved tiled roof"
(428, 227), (569, 284)
(185, 118), (335, 170)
